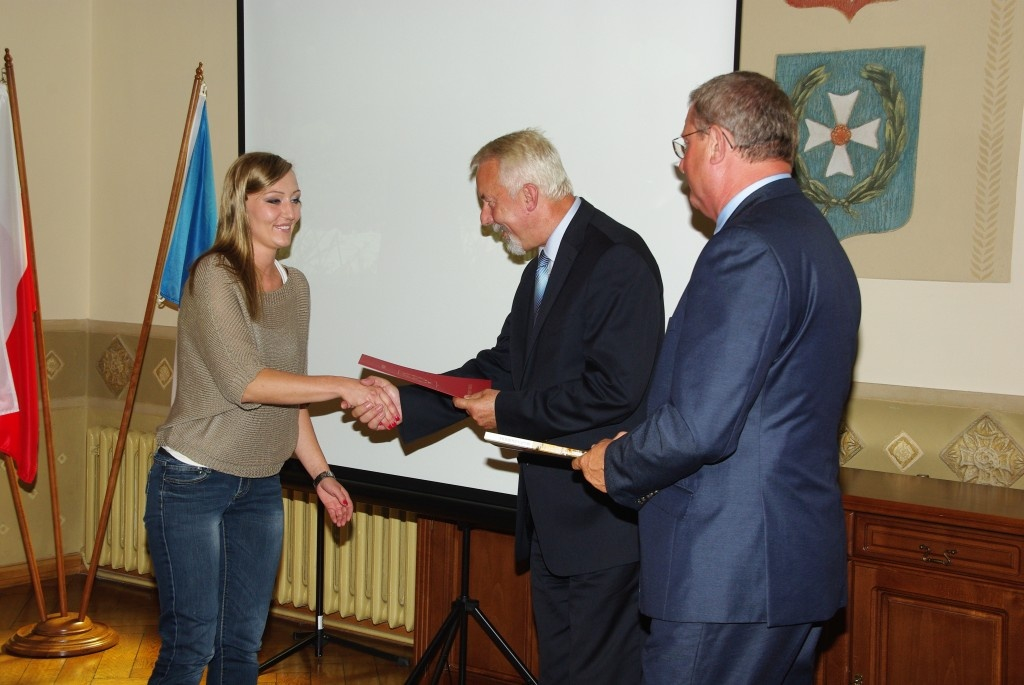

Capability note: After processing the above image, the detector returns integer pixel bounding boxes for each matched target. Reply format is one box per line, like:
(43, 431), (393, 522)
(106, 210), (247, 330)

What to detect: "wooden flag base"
(4, 613), (118, 658)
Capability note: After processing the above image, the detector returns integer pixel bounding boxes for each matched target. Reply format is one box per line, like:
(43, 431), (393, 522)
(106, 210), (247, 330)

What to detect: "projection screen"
(242, 0), (738, 496)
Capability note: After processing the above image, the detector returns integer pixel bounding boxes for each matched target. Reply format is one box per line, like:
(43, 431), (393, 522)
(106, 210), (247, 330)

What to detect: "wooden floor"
(0, 575), (414, 684)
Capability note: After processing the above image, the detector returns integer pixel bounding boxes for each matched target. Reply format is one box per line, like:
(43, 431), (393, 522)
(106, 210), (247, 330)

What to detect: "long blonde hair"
(189, 151), (296, 319)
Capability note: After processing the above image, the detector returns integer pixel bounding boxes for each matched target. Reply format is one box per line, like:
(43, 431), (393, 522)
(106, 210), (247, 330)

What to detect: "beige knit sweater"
(156, 254), (310, 477)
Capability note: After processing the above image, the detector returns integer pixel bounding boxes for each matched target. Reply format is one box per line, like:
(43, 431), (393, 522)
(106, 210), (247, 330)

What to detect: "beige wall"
(2, 1), (1024, 570)
(90, 0), (238, 326)
(1, 0), (92, 320)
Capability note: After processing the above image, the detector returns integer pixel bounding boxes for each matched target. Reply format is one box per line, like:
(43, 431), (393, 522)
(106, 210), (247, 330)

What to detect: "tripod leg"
(258, 631), (316, 671)
(428, 615), (462, 685)
(470, 606), (539, 685)
(406, 524), (537, 685)
(405, 601), (462, 684)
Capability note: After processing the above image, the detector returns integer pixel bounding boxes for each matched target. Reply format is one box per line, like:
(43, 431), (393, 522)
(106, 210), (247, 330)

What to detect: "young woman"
(144, 152), (400, 684)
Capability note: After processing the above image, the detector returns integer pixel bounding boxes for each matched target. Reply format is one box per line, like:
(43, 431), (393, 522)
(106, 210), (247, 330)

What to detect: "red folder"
(359, 354), (491, 397)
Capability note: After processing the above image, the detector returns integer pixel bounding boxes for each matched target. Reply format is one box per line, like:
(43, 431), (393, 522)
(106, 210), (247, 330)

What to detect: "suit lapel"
(530, 199), (591, 335)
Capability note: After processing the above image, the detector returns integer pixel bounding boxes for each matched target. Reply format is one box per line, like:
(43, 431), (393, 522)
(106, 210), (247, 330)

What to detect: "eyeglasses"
(672, 129), (707, 159)
(672, 127), (739, 159)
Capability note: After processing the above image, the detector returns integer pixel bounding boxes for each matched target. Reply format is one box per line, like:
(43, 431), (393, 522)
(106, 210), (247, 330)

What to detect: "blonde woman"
(144, 152), (399, 684)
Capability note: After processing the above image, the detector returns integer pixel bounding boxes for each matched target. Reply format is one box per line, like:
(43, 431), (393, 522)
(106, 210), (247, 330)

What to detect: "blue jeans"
(144, 449), (284, 685)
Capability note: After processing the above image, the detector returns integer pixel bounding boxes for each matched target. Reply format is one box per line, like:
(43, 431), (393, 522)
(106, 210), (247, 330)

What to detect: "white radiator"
(84, 427), (156, 575)
(277, 490), (417, 631)
(84, 426), (417, 633)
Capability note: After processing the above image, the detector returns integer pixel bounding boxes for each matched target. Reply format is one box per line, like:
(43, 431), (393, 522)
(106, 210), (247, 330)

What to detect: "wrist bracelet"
(313, 470), (336, 488)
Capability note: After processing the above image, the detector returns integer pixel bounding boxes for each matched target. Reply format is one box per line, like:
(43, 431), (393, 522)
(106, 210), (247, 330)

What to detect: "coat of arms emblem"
(776, 47), (923, 240)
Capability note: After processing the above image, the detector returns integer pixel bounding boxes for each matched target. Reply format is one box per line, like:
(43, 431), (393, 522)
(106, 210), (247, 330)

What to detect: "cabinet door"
(850, 561), (1024, 685)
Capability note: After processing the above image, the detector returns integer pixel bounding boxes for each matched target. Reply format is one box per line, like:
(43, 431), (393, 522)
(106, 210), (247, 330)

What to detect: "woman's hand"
(316, 476), (354, 527)
(347, 376), (403, 430)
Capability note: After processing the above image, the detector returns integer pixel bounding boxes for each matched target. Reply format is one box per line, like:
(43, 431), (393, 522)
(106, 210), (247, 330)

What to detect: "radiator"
(84, 426), (417, 633)
(277, 491), (417, 631)
(84, 427), (156, 575)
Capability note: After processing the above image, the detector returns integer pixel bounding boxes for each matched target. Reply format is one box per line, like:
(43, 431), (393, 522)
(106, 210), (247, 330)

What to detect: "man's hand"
(571, 431), (626, 493)
(453, 389), (499, 430)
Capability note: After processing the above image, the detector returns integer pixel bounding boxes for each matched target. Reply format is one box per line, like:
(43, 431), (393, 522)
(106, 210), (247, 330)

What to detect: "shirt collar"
(714, 174), (791, 234)
(541, 196), (581, 262)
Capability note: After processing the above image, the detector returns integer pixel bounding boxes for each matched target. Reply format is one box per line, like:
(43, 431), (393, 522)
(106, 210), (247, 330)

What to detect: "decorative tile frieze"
(940, 414), (1024, 487)
(97, 336), (134, 396)
(154, 357), (174, 389)
(45, 350), (64, 380)
(885, 432), (923, 471)
(839, 422), (863, 465)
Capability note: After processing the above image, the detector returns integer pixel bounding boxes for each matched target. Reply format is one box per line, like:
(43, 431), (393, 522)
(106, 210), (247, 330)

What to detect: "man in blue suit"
(574, 71), (861, 684)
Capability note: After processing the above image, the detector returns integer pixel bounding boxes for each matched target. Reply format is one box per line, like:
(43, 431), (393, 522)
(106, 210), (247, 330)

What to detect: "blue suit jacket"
(604, 177), (860, 627)
(399, 198), (664, 576)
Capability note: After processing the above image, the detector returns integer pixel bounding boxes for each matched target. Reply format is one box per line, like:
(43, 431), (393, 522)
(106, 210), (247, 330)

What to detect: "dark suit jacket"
(399, 198), (664, 576)
(604, 177), (861, 626)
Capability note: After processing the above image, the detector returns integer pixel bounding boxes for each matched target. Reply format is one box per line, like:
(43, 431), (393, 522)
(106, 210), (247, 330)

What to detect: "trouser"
(642, 618), (822, 685)
(529, 535), (644, 684)
(144, 448), (284, 685)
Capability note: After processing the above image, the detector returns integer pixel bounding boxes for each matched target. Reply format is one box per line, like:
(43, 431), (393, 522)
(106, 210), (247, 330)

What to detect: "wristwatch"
(313, 470), (336, 488)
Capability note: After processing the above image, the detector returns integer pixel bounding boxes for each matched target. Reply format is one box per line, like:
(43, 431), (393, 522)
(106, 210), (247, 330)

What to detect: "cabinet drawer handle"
(919, 544), (956, 566)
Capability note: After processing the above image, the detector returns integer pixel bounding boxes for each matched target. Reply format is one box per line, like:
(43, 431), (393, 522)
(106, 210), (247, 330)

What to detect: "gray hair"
(689, 71), (797, 164)
(469, 128), (574, 199)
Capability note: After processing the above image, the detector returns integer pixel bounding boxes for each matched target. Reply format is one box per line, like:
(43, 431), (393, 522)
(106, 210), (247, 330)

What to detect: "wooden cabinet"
(823, 470), (1024, 685)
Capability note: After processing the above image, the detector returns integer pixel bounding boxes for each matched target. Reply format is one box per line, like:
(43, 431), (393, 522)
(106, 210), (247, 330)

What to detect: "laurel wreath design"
(791, 64), (908, 217)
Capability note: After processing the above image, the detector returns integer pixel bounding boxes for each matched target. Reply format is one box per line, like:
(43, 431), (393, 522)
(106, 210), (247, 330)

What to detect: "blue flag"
(159, 92), (217, 307)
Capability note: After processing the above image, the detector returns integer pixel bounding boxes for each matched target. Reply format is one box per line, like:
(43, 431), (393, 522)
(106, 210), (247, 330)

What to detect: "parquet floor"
(0, 575), (414, 684)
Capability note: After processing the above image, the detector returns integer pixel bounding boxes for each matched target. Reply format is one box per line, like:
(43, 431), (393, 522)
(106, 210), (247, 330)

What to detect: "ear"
(708, 125), (732, 164)
(520, 183), (540, 212)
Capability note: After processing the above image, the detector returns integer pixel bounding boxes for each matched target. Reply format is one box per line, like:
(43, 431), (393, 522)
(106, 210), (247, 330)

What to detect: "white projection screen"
(242, 1), (738, 496)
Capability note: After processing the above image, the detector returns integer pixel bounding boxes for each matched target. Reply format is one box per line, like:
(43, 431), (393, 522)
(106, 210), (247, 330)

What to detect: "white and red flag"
(0, 80), (39, 484)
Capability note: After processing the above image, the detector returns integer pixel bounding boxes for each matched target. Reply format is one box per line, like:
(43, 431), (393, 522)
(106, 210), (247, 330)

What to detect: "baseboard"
(0, 553), (86, 590)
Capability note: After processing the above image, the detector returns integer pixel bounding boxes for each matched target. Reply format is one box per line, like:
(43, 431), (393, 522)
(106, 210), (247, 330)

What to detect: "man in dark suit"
(574, 72), (861, 684)
(359, 129), (664, 683)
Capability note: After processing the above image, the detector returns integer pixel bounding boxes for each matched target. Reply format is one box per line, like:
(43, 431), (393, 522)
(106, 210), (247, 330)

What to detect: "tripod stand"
(259, 497), (410, 672)
(406, 523), (538, 684)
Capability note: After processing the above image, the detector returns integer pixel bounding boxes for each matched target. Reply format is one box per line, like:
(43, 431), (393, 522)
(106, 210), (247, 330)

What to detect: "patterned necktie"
(534, 250), (551, 315)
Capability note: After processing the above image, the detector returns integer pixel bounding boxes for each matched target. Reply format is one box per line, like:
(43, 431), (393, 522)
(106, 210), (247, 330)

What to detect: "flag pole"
(3, 48), (119, 658)
(3, 457), (46, 624)
(74, 63), (206, 626)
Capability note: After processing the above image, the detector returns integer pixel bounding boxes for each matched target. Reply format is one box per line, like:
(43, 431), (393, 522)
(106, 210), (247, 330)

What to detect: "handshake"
(342, 375), (501, 432)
